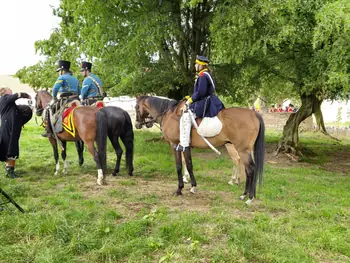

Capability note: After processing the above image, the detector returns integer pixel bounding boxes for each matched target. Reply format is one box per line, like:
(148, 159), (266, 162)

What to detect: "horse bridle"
(135, 103), (169, 129)
(34, 93), (45, 127)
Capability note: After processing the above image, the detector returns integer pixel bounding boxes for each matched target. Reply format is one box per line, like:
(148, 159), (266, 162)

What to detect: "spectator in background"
(0, 87), (32, 178)
(287, 104), (294, 112)
(269, 104), (276, 113)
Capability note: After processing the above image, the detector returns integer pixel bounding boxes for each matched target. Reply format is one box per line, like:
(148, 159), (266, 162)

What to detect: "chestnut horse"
(35, 90), (107, 185)
(135, 96), (265, 204)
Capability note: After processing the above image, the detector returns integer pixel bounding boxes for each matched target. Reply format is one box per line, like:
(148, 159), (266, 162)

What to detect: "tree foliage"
(210, 0), (350, 153)
(16, 0), (219, 99)
(15, 0), (350, 152)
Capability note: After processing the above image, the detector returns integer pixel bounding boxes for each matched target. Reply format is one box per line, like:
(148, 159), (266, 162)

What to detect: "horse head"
(135, 96), (153, 129)
(135, 96), (180, 129)
(35, 90), (51, 117)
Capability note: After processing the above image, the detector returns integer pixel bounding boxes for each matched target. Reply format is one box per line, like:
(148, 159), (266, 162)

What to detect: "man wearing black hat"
(0, 87), (32, 178)
(79, 61), (103, 102)
(176, 55), (224, 152)
(52, 60), (80, 99)
(42, 60), (80, 137)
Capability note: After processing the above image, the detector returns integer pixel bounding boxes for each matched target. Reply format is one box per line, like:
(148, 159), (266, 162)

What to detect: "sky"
(0, 0), (60, 75)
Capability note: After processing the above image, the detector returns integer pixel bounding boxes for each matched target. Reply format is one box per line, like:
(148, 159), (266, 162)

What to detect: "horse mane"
(38, 90), (51, 96)
(138, 96), (180, 113)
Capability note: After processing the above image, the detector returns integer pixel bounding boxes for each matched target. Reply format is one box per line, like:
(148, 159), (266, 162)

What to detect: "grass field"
(0, 120), (349, 263)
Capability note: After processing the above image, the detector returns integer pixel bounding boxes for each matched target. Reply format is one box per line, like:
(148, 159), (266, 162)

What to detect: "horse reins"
(136, 104), (170, 130)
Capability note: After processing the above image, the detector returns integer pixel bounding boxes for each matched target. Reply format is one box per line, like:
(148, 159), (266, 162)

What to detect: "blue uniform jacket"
(80, 73), (102, 99)
(190, 69), (224, 118)
(52, 73), (80, 98)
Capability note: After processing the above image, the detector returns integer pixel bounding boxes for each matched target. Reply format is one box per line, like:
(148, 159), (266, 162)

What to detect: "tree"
(211, 0), (350, 155)
(16, 0), (220, 99)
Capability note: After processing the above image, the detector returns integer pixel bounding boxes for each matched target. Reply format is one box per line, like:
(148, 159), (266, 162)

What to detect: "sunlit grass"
(0, 120), (349, 262)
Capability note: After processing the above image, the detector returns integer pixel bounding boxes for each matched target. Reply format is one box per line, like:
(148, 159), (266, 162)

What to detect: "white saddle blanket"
(197, 116), (222, 137)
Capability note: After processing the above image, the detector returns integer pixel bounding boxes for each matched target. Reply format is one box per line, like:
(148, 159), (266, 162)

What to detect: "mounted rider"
(42, 60), (80, 137)
(79, 61), (104, 105)
(176, 55), (225, 152)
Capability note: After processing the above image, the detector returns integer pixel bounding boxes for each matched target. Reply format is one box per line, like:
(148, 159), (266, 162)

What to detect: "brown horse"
(35, 90), (108, 185)
(135, 96), (265, 204)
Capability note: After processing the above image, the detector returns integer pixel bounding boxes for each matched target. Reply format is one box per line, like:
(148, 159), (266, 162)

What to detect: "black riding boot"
(5, 166), (19, 179)
(42, 111), (53, 138)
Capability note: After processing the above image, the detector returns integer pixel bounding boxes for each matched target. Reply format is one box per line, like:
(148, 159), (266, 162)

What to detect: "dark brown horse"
(135, 96), (265, 204)
(35, 90), (108, 185)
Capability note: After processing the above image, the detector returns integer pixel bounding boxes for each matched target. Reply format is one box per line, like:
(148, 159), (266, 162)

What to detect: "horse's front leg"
(172, 144), (184, 195)
(61, 141), (68, 175)
(183, 149), (197, 194)
(49, 137), (60, 176)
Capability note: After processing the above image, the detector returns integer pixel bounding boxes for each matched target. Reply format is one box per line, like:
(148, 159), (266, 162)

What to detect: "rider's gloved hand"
(185, 97), (192, 107)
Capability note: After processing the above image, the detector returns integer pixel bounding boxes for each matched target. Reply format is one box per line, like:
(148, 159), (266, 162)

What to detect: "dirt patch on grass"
(77, 174), (254, 219)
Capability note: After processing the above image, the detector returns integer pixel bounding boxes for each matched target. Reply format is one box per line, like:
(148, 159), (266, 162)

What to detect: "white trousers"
(179, 112), (192, 148)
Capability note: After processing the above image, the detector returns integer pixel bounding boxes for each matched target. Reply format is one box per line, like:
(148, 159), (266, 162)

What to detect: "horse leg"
(49, 137), (60, 176)
(182, 152), (190, 184)
(61, 141), (68, 175)
(239, 152), (255, 205)
(225, 143), (241, 185)
(172, 144), (184, 195)
(183, 149), (197, 194)
(75, 140), (84, 166)
(120, 134), (134, 176)
(110, 135), (123, 176)
(86, 141), (105, 185)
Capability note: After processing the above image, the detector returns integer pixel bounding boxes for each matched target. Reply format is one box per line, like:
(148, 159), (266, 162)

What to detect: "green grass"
(0, 120), (349, 263)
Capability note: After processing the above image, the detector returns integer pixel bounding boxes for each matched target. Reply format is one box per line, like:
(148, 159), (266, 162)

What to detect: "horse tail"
(254, 112), (265, 186)
(121, 111), (134, 175)
(96, 110), (108, 173)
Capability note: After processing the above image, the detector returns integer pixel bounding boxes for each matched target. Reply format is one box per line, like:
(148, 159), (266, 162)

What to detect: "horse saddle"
(197, 116), (223, 137)
(52, 100), (81, 134)
(84, 97), (105, 109)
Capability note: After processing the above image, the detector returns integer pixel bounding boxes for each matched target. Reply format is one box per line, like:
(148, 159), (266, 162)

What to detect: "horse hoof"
(97, 179), (104, 185)
(245, 198), (254, 205)
(239, 194), (248, 200)
(173, 191), (182, 196)
(128, 173), (133, 176)
(112, 172), (118, 176)
(190, 187), (196, 194)
(228, 180), (234, 186)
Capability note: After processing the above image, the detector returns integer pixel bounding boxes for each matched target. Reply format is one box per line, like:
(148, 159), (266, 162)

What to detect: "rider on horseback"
(79, 61), (104, 105)
(42, 60), (80, 137)
(176, 55), (224, 152)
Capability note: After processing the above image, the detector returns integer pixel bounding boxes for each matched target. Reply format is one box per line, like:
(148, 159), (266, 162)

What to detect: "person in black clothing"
(0, 87), (32, 178)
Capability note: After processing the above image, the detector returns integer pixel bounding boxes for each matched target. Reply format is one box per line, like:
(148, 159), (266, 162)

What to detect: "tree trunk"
(276, 94), (321, 155)
(313, 99), (328, 134)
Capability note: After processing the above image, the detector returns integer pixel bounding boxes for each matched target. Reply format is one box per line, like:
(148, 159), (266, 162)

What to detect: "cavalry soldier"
(0, 87), (32, 178)
(42, 60), (80, 137)
(176, 55), (224, 152)
(79, 61), (103, 104)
